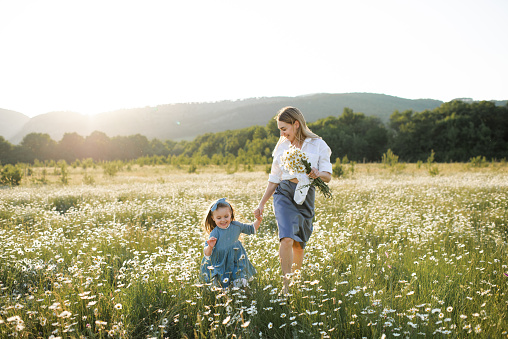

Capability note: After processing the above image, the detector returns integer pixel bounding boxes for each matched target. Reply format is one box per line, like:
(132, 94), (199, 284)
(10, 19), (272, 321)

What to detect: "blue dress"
(200, 220), (257, 288)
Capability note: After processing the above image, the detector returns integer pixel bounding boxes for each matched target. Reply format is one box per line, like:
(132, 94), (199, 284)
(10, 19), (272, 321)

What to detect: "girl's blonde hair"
(203, 200), (235, 233)
(273, 106), (320, 155)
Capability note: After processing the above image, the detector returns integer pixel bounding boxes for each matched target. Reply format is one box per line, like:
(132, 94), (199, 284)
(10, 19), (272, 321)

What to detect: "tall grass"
(0, 165), (507, 338)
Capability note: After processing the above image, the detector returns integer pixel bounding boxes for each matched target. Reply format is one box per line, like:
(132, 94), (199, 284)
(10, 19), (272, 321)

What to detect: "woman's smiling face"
(277, 120), (299, 143)
(212, 206), (232, 229)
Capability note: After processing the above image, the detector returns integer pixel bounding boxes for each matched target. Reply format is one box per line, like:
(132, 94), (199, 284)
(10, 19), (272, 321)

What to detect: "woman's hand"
(255, 212), (263, 222)
(255, 182), (278, 220)
(254, 205), (264, 219)
(308, 167), (320, 180)
(308, 167), (332, 182)
(253, 213), (262, 231)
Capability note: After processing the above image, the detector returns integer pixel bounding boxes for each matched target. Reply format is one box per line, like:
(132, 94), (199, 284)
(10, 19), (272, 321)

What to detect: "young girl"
(200, 198), (262, 288)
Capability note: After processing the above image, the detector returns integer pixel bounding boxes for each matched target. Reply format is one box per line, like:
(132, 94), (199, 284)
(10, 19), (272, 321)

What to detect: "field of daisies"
(0, 164), (507, 338)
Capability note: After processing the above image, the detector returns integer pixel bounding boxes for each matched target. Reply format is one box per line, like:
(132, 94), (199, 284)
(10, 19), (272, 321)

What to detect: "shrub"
(426, 150), (439, 176)
(382, 149), (399, 167)
(226, 162), (238, 174)
(332, 158), (344, 178)
(83, 172), (95, 185)
(59, 160), (69, 185)
(349, 161), (356, 176)
(0, 164), (23, 186)
(469, 155), (488, 168)
(50, 195), (81, 214)
(103, 161), (122, 177)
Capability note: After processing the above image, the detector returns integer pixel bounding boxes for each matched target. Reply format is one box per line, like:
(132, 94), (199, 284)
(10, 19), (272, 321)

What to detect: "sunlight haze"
(1, 0), (507, 117)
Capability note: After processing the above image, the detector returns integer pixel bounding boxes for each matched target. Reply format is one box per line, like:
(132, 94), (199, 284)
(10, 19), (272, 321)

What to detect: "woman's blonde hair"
(273, 106), (320, 155)
(203, 200), (235, 234)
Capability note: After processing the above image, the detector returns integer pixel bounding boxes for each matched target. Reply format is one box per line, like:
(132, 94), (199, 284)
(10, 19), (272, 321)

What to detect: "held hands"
(255, 211), (263, 222)
(254, 206), (264, 219)
(253, 208), (263, 231)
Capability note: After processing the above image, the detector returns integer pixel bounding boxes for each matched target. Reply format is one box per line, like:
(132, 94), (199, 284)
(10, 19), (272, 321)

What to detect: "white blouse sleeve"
(318, 139), (333, 174)
(268, 155), (282, 184)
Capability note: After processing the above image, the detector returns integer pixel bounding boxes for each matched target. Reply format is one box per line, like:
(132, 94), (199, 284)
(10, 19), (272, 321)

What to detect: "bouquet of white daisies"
(281, 145), (332, 203)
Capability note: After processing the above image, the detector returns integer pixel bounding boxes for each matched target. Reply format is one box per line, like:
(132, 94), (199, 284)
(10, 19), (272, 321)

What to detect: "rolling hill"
(1, 93), (449, 144)
(0, 108), (30, 140)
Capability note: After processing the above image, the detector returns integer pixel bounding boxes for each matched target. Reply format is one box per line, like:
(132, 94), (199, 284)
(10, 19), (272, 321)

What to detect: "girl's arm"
(254, 182), (278, 218)
(204, 237), (217, 257)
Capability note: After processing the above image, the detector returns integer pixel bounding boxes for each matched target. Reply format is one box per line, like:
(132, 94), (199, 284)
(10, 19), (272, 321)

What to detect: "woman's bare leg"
(280, 238), (306, 293)
(279, 237), (294, 293)
(292, 241), (304, 271)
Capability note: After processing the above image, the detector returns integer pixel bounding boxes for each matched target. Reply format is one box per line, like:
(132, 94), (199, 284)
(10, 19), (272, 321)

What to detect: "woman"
(254, 106), (332, 294)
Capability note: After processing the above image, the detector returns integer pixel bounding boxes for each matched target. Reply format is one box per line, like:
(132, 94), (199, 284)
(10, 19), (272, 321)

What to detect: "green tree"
(310, 108), (388, 162)
(58, 132), (85, 163)
(265, 116), (279, 137)
(20, 133), (57, 162)
(111, 134), (151, 160)
(83, 131), (112, 161)
(388, 100), (508, 162)
(0, 136), (15, 165)
(149, 138), (170, 157)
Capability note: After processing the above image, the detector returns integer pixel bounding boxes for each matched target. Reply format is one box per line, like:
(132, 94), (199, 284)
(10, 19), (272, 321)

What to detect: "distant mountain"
(0, 93), (453, 144)
(7, 111), (94, 144)
(0, 109), (30, 140)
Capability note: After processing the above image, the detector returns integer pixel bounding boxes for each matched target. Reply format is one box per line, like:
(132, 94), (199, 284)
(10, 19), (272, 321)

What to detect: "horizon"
(1, 0), (507, 118)
(3, 92), (505, 119)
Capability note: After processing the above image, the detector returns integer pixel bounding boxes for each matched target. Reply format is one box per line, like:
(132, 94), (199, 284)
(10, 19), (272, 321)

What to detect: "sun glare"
(1, 0), (507, 117)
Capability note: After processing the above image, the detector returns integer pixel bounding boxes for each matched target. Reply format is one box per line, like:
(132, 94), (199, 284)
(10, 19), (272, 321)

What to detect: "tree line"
(0, 100), (507, 167)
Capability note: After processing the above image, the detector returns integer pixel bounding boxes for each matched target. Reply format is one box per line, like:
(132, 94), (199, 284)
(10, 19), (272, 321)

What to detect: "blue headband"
(211, 198), (229, 212)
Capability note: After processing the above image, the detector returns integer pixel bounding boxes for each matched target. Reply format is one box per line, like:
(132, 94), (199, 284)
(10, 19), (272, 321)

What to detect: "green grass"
(0, 165), (507, 338)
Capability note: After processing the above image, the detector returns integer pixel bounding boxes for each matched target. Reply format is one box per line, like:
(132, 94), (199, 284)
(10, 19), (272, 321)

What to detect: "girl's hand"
(254, 206), (264, 219)
(308, 167), (320, 180)
(206, 237), (217, 248)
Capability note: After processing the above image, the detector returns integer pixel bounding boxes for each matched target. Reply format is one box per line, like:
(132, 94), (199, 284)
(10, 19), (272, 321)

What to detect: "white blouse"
(269, 137), (333, 184)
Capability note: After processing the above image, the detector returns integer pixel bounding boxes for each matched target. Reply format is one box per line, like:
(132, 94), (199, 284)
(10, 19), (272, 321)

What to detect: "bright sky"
(1, 0), (507, 117)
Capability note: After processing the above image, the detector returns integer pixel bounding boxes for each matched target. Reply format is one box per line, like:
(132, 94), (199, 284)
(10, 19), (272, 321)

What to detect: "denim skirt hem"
(273, 180), (315, 249)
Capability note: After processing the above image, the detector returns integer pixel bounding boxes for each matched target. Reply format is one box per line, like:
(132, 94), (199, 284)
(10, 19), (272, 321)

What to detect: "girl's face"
(277, 120), (300, 144)
(212, 206), (232, 229)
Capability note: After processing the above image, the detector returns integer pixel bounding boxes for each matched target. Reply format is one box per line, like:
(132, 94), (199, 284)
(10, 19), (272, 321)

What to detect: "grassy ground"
(0, 163), (507, 338)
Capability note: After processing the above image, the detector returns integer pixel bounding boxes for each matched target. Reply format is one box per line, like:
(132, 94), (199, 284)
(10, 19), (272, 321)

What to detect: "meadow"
(0, 163), (507, 338)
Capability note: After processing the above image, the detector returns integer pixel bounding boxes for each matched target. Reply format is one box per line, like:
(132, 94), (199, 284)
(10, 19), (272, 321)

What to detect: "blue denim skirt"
(273, 180), (315, 249)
